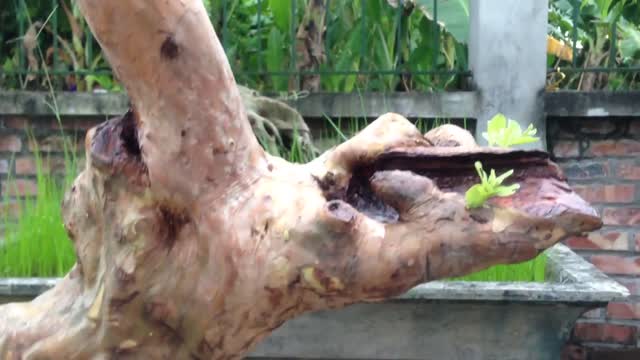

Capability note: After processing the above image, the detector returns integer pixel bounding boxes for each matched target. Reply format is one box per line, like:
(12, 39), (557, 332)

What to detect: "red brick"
(603, 208), (640, 226)
(636, 233), (640, 251)
(607, 302), (640, 320)
(561, 162), (609, 180)
(616, 161), (640, 180)
(553, 141), (580, 158)
(582, 308), (602, 319)
(15, 156), (68, 175)
(0, 135), (22, 152)
(0, 201), (23, 219)
(580, 120), (617, 134)
(573, 322), (638, 345)
(51, 117), (101, 131)
(1, 179), (38, 197)
(565, 232), (628, 251)
(2, 116), (31, 130)
(614, 277), (640, 296)
(572, 184), (635, 204)
(590, 255), (640, 275)
(28, 135), (81, 153)
(587, 140), (640, 157)
(630, 121), (640, 136)
(561, 344), (587, 360)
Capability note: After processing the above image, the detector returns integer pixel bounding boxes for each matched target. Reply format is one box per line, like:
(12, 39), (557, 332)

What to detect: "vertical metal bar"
(361, 0), (370, 91)
(571, 0), (578, 68)
(51, 0), (59, 80)
(222, 0), (229, 51)
(325, 0), (332, 65)
(257, 0), (263, 73)
(432, 0), (439, 70)
(86, 27), (93, 74)
(360, 0), (366, 70)
(609, 21), (617, 68)
(394, 0), (403, 69)
(15, 0), (25, 74)
(290, 0), (298, 90)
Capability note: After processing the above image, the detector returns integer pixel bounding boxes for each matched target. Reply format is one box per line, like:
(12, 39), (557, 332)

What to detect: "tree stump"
(0, 1), (601, 359)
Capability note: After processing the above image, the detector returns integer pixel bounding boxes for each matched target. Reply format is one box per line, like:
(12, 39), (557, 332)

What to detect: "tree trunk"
(0, 1), (601, 359)
(294, 0), (326, 91)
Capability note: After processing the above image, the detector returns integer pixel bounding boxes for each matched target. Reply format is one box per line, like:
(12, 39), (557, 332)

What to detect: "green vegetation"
(2, 0), (639, 92)
(2, 0), (469, 92)
(449, 254), (547, 282)
(548, 0), (640, 90)
(465, 113), (540, 209)
(0, 132), (78, 277)
(460, 114), (546, 281)
(482, 113), (540, 149)
(464, 161), (520, 209)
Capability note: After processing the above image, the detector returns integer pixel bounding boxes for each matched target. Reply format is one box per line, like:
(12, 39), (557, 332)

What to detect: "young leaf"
(464, 184), (489, 209)
(494, 183), (520, 197)
(465, 161), (520, 209)
(483, 113), (540, 148)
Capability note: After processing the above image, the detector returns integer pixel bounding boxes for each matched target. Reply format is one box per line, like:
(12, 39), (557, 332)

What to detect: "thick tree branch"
(77, 0), (265, 206)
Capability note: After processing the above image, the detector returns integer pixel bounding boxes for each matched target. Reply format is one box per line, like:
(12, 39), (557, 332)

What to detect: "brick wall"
(550, 117), (640, 352)
(0, 115), (101, 219)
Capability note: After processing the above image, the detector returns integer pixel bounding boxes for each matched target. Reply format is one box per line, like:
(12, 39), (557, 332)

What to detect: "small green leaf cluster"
(465, 114), (540, 209)
(465, 162), (520, 209)
(482, 113), (539, 148)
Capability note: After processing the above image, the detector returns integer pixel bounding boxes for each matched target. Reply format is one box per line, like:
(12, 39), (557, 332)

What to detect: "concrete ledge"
(0, 90), (129, 117)
(281, 91), (479, 119)
(0, 90), (478, 119)
(0, 90), (475, 119)
(0, 244), (628, 303)
(2, 90), (639, 120)
(544, 91), (640, 117)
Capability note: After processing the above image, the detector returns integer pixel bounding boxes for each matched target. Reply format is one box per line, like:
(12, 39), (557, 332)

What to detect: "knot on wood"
(158, 206), (190, 250)
(90, 110), (149, 187)
(160, 35), (180, 60)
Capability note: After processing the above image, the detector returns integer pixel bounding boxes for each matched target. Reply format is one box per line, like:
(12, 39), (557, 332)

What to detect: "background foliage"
(2, 0), (639, 92)
(3, 0), (470, 92)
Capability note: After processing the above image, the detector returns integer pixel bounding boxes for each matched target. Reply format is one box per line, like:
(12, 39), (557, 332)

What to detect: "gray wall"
(469, 0), (549, 150)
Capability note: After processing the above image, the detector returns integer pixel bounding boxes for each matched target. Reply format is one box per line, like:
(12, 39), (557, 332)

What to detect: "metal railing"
(546, 0), (640, 90)
(0, 0), (471, 93)
(3, 0), (639, 93)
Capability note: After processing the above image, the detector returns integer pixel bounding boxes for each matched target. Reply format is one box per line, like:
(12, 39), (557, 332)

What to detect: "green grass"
(448, 255), (547, 282)
(0, 117), (546, 282)
(0, 131), (78, 277)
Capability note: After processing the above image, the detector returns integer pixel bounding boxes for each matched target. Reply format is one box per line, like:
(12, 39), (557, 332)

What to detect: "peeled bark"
(0, 1), (601, 359)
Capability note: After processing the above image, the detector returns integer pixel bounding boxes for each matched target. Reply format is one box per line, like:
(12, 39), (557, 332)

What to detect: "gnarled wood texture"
(0, 1), (601, 359)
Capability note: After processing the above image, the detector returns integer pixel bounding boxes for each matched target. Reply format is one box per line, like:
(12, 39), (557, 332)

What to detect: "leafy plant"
(482, 113), (540, 148)
(465, 161), (520, 209)
(547, 0), (640, 90)
(1, 0), (470, 93)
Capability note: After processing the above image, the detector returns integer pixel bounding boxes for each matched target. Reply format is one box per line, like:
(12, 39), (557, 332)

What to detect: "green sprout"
(465, 161), (520, 209)
(482, 113), (539, 148)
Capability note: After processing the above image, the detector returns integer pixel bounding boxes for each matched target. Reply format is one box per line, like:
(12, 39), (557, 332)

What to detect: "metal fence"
(1, 0), (470, 93)
(1, 0), (640, 93)
(546, 0), (640, 90)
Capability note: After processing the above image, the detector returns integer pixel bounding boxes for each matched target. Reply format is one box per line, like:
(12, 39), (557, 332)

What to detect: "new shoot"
(465, 161), (520, 209)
